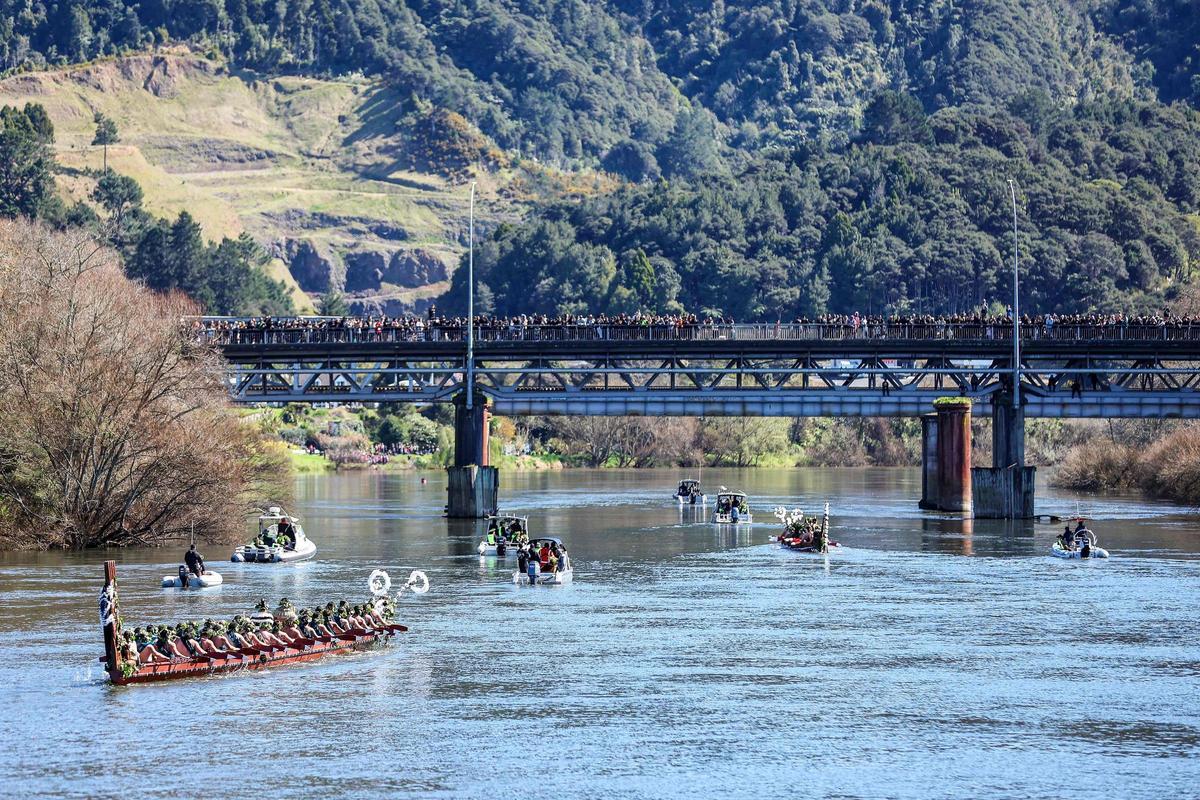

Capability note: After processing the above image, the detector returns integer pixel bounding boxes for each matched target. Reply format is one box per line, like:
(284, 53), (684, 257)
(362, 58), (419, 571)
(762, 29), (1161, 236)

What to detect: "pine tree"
(92, 113), (119, 171)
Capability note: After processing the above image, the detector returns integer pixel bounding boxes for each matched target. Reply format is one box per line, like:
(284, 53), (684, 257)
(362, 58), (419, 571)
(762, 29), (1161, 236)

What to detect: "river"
(1, 468), (1198, 799)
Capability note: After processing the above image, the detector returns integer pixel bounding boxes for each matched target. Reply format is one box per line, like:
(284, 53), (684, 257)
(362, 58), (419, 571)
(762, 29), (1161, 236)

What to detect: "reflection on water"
(0, 467), (1198, 798)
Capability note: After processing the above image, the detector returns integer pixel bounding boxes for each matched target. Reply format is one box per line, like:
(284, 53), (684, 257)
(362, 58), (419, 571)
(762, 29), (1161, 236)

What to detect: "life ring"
(400, 570), (430, 595)
(368, 569), (391, 597)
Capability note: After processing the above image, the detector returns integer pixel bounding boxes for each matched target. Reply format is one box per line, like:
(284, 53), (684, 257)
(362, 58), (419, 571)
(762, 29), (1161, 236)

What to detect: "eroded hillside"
(0, 53), (603, 313)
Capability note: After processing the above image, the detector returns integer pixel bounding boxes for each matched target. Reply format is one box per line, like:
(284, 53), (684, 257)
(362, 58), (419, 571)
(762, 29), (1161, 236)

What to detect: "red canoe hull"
(110, 633), (391, 685)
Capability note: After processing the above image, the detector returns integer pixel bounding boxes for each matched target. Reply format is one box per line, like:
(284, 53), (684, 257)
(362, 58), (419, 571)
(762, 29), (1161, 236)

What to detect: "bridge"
(204, 318), (1200, 518)
(209, 321), (1200, 418)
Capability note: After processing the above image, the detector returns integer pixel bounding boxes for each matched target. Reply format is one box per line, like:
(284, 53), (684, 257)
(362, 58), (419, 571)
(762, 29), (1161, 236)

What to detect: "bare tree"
(0, 219), (287, 549)
(700, 417), (790, 467)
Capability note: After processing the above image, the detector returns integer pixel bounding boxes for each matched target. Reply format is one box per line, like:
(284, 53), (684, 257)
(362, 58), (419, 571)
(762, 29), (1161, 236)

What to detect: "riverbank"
(287, 449), (565, 473)
(1052, 424), (1200, 505)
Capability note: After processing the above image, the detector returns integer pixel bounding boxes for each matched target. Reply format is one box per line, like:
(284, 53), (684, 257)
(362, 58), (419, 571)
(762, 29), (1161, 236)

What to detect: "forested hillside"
(2, 1), (1200, 317)
(4, 1), (1198, 166)
(446, 95), (1200, 318)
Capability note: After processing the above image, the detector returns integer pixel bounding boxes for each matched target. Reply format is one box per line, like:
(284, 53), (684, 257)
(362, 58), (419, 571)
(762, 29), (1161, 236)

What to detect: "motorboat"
(773, 504), (839, 553)
(712, 490), (753, 524)
(1051, 524), (1109, 559)
(512, 536), (574, 585)
(478, 513), (529, 556)
(162, 566), (223, 588)
(673, 478), (706, 505)
(231, 506), (317, 563)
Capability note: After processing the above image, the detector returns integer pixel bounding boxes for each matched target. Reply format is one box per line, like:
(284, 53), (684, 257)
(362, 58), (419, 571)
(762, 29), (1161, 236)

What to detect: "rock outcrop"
(344, 251), (389, 292)
(385, 249), (448, 288)
(285, 239), (343, 293)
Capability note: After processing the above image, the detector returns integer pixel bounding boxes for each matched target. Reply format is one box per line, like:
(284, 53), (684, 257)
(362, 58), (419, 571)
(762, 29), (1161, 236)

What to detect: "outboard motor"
(178, 565), (189, 588)
(1077, 531), (1091, 559)
(496, 538), (507, 557)
(690, 493), (697, 506)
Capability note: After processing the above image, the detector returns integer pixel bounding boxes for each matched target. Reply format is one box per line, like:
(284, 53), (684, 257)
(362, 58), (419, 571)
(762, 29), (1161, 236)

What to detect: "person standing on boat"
(277, 517), (296, 548)
(184, 544), (205, 577)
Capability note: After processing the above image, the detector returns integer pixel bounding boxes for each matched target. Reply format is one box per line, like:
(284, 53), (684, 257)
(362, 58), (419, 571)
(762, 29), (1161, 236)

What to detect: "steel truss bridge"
(213, 327), (1200, 418)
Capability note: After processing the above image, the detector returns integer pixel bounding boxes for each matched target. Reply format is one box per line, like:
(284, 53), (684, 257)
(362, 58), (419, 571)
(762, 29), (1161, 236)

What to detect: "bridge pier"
(921, 401), (973, 513)
(972, 397), (1035, 518)
(919, 414), (939, 510)
(935, 400), (972, 514)
(446, 393), (497, 518)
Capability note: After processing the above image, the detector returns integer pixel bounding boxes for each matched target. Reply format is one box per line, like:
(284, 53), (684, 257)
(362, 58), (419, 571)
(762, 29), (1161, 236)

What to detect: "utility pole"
(467, 181), (476, 410)
(1008, 179), (1020, 409)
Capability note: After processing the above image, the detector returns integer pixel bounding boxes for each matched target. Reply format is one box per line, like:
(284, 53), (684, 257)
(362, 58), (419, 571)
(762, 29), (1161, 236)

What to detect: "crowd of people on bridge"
(192, 307), (1200, 345)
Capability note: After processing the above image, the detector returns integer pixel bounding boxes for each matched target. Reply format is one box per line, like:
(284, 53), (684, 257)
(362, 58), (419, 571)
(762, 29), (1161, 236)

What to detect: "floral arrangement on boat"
(772, 504), (835, 553)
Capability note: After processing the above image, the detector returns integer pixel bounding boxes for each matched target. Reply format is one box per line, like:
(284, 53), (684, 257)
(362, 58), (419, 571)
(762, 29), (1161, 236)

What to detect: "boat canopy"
(677, 479), (701, 489)
(527, 536), (564, 547)
(716, 491), (746, 500)
(487, 514), (528, 532)
(259, 506), (298, 522)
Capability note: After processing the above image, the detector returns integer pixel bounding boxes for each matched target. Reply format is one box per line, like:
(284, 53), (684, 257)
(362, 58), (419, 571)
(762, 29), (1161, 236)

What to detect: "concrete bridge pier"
(446, 393), (497, 518)
(919, 414), (939, 510)
(972, 397), (1035, 518)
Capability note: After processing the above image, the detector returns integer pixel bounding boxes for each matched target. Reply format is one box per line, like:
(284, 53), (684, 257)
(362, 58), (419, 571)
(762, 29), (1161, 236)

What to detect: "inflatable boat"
(1050, 526), (1109, 559)
(161, 568), (223, 588)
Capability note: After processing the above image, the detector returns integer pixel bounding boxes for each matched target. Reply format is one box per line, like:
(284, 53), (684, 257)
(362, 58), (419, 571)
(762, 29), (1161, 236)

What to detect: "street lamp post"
(1008, 179), (1020, 410)
(467, 181), (476, 410)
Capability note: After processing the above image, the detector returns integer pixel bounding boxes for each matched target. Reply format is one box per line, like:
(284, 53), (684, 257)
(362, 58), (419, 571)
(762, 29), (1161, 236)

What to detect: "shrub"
(1051, 441), (1139, 492)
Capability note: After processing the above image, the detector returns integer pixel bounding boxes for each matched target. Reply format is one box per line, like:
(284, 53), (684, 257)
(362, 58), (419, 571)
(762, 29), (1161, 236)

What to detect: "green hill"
(2, 1), (1200, 315)
(0, 51), (614, 313)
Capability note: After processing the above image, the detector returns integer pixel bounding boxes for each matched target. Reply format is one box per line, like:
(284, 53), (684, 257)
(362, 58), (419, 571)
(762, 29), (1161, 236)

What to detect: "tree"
(92, 113), (119, 171)
(318, 290), (349, 316)
(0, 105), (54, 219)
(22, 103), (54, 144)
(602, 141), (661, 182)
(701, 417), (790, 466)
(657, 107), (723, 180)
(860, 90), (933, 146)
(0, 218), (288, 549)
(91, 170), (143, 247)
(166, 211), (207, 301)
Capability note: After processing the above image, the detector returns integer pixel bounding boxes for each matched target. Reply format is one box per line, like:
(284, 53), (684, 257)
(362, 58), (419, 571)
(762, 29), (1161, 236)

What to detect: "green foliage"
(317, 290), (349, 316)
(376, 413), (440, 451)
(0, 104), (54, 219)
(126, 211), (293, 315)
(446, 98), (1200, 318)
(91, 169), (143, 246)
(92, 113), (118, 147)
(0, 109), (295, 316)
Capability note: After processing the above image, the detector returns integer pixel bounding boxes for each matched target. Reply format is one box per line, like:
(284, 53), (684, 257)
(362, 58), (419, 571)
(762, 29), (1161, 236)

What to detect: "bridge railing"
(193, 318), (1200, 346)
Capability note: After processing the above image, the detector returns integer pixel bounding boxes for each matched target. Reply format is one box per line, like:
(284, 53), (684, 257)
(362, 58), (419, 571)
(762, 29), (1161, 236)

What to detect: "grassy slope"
(0, 52), (492, 304)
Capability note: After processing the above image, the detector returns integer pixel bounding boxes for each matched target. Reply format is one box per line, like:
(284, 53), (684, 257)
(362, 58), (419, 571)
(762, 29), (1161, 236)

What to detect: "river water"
(1, 468), (1197, 799)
